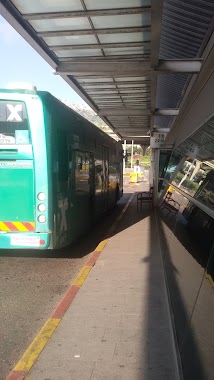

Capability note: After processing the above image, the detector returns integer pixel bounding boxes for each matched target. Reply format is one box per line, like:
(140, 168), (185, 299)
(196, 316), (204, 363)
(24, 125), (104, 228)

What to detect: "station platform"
(9, 181), (180, 380)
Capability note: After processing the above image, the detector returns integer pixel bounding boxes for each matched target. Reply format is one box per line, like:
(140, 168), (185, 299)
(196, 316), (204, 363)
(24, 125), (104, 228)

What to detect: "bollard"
(130, 172), (138, 183)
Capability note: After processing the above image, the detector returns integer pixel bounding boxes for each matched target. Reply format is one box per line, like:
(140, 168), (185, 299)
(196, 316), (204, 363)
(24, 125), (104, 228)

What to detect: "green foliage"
(124, 145), (151, 168)
(174, 172), (183, 182)
(174, 173), (199, 192)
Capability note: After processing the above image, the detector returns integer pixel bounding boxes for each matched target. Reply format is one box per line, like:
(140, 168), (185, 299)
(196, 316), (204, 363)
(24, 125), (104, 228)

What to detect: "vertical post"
(131, 140), (134, 169)
(153, 149), (159, 207)
(123, 139), (126, 174)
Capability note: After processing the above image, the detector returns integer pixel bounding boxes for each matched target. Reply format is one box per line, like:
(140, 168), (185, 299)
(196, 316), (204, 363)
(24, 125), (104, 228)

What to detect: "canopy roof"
(1, 0), (214, 148)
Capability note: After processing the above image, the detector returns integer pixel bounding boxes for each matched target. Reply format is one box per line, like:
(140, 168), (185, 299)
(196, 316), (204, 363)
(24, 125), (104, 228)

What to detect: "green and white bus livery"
(0, 86), (123, 249)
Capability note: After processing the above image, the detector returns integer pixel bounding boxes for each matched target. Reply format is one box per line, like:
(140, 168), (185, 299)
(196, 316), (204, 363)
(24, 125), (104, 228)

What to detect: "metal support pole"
(153, 149), (159, 207)
(123, 139), (126, 174)
(131, 140), (134, 169)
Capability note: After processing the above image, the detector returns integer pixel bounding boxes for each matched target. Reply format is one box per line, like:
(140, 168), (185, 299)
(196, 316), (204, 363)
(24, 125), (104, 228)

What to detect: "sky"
(0, 15), (85, 104)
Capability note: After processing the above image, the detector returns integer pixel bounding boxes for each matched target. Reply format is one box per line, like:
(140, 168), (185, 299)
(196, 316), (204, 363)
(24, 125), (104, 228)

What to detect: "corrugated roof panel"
(154, 115), (173, 129)
(155, 0), (214, 131)
(156, 74), (189, 108)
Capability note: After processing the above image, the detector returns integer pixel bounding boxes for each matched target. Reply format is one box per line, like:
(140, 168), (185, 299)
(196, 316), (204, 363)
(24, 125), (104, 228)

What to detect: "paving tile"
(43, 340), (117, 362)
(49, 325), (106, 342)
(61, 312), (122, 329)
(28, 361), (95, 380)
(113, 341), (146, 363)
(103, 327), (146, 343)
(91, 362), (146, 380)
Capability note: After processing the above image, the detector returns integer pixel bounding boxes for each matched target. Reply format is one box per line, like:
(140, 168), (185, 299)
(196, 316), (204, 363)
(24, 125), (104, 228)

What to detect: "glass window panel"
(91, 14), (151, 29)
(85, 0), (151, 9)
(98, 32), (150, 44)
(45, 35), (97, 46)
(57, 49), (103, 58)
(57, 130), (68, 182)
(75, 152), (89, 193)
(103, 47), (150, 55)
(0, 101), (30, 144)
(13, 0), (82, 13)
(161, 150), (183, 181)
(158, 192), (214, 379)
(172, 160), (211, 199)
(95, 159), (102, 193)
(30, 18), (91, 32)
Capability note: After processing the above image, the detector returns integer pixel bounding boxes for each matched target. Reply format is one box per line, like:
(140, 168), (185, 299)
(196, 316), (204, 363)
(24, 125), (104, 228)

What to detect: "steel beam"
(91, 93), (150, 98)
(98, 109), (151, 116)
(155, 108), (179, 116)
(59, 54), (150, 61)
(52, 41), (150, 51)
(38, 26), (151, 37)
(150, 0), (164, 135)
(115, 128), (149, 131)
(86, 88), (151, 92)
(125, 137), (150, 142)
(79, 80), (151, 86)
(109, 119), (150, 122)
(55, 60), (202, 76)
(97, 100), (150, 104)
(112, 120), (149, 123)
(98, 108), (179, 116)
(153, 128), (170, 133)
(123, 135), (150, 138)
(157, 59), (202, 73)
(113, 124), (149, 126)
(23, 7), (151, 20)
(55, 61), (151, 75)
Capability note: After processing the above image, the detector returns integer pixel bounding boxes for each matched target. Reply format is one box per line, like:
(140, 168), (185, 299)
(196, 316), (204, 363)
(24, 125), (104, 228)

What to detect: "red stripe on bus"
(23, 223), (35, 231)
(4, 222), (19, 231)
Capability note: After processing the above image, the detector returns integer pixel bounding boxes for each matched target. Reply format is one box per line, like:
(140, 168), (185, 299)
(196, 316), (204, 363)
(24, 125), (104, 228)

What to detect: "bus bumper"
(0, 232), (51, 249)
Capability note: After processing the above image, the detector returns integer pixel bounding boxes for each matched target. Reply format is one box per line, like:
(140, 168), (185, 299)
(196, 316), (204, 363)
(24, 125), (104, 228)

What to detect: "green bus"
(0, 85), (123, 249)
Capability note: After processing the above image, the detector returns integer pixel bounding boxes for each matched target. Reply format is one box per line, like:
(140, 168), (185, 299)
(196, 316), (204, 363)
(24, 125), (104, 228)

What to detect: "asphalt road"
(0, 190), (133, 380)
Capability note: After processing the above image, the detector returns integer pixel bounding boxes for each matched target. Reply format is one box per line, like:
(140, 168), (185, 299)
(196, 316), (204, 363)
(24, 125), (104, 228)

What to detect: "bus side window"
(75, 151), (89, 193)
(57, 130), (68, 182)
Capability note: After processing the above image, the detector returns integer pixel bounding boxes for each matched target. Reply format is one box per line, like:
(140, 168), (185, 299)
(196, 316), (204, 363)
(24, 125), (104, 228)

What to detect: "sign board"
(150, 133), (166, 148)
(185, 142), (199, 159)
(0, 133), (15, 144)
(178, 141), (199, 159)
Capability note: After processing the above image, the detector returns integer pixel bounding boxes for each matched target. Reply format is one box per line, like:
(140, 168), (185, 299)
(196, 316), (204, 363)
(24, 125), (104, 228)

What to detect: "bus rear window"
(0, 101), (30, 144)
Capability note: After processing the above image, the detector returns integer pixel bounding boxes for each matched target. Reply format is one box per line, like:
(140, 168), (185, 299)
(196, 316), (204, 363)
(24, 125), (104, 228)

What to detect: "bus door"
(69, 151), (93, 239)
(89, 154), (95, 220)
(102, 145), (109, 211)
(0, 100), (35, 235)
